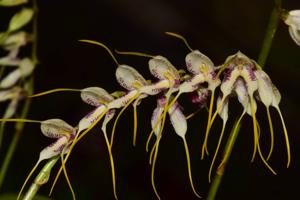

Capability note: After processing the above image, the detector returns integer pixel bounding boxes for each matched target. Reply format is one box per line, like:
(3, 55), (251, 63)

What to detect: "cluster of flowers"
(0, 0), (35, 147)
(8, 32), (291, 200)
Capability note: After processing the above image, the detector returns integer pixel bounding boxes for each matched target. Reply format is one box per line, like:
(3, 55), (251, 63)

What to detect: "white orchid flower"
(284, 9), (300, 46)
(0, 57), (34, 88)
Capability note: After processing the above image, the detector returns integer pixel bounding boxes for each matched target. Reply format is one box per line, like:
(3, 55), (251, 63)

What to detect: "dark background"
(1, 0), (300, 199)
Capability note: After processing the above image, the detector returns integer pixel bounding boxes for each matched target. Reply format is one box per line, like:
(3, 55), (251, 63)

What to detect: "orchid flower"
(208, 51), (290, 177)
(283, 9), (300, 46)
(150, 97), (201, 199)
(0, 57), (34, 88)
(0, 118), (76, 200)
(164, 32), (221, 158)
(115, 50), (183, 154)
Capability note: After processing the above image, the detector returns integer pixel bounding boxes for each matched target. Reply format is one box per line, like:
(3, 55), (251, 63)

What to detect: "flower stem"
(257, 0), (282, 67)
(22, 156), (59, 200)
(207, 122), (241, 200)
(207, 0), (282, 199)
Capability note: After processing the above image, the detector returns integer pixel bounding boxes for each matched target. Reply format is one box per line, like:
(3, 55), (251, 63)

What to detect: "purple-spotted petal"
(81, 87), (114, 107)
(220, 66), (240, 97)
(168, 102), (187, 138)
(151, 98), (165, 137)
(38, 136), (69, 162)
(78, 105), (107, 133)
(234, 78), (249, 109)
(107, 90), (138, 109)
(116, 65), (147, 90)
(41, 119), (75, 139)
(185, 50), (214, 75)
(148, 56), (180, 81)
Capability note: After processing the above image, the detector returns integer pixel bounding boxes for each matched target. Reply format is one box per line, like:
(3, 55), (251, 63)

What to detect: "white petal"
(81, 87), (113, 107)
(255, 70), (273, 106)
(116, 65), (147, 90)
(185, 50), (214, 75)
(168, 102), (187, 138)
(78, 105), (106, 133)
(285, 10), (300, 28)
(217, 96), (228, 122)
(0, 87), (21, 102)
(0, 55), (20, 66)
(234, 78), (249, 109)
(19, 58), (34, 77)
(220, 67), (240, 97)
(3, 98), (18, 118)
(288, 26), (300, 46)
(271, 84), (281, 108)
(179, 73), (205, 93)
(139, 79), (170, 95)
(2, 31), (28, 50)
(148, 56), (180, 81)
(0, 69), (21, 88)
(41, 119), (75, 139)
(151, 99), (165, 137)
(38, 136), (69, 162)
(107, 90), (138, 109)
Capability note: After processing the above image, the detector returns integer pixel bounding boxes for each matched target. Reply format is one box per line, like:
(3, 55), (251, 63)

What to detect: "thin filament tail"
(103, 130), (118, 200)
(208, 122), (226, 183)
(79, 40), (119, 66)
(132, 103), (138, 146)
(0, 118), (42, 123)
(276, 107), (291, 168)
(164, 32), (193, 52)
(266, 106), (275, 161)
(28, 88), (81, 98)
(151, 140), (161, 200)
(218, 112), (244, 169)
(201, 90), (215, 159)
(110, 95), (138, 147)
(250, 98), (259, 162)
(201, 93), (225, 160)
(49, 110), (107, 195)
(60, 151), (76, 200)
(257, 142), (277, 175)
(183, 138), (201, 198)
(114, 50), (154, 58)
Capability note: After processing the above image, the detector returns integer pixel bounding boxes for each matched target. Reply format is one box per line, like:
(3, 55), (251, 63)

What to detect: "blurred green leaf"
(8, 8), (34, 32)
(0, 0), (27, 7)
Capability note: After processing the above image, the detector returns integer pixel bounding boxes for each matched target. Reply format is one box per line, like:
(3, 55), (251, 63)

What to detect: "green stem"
(22, 157), (59, 200)
(207, 0), (281, 199)
(257, 0), (282, 67)
(207, 122), (241, 200)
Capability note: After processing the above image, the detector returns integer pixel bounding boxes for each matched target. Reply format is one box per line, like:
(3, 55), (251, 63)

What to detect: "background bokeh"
(1, 0), (300, 199)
